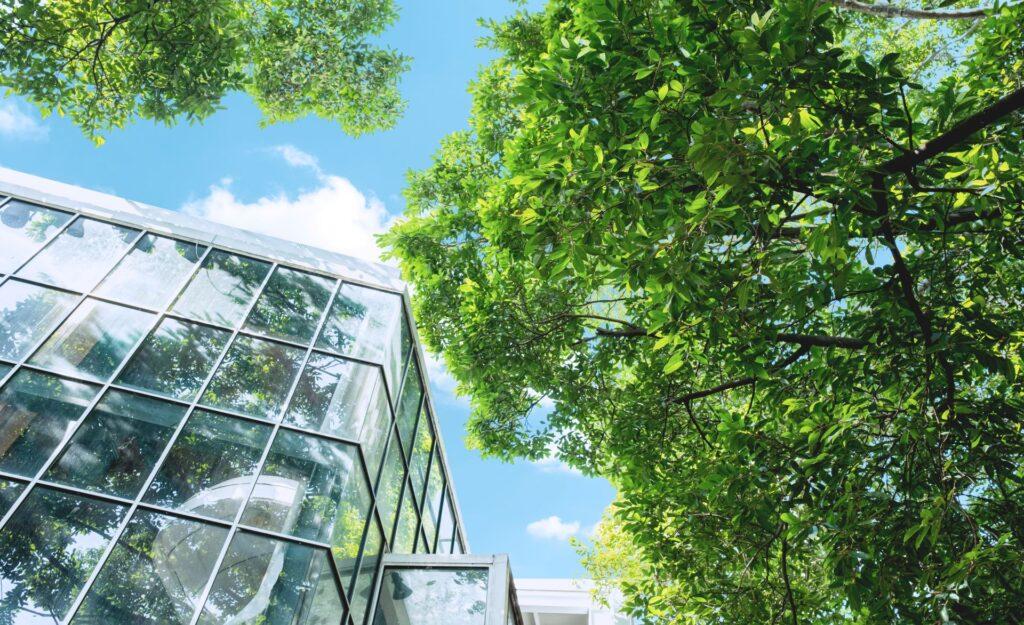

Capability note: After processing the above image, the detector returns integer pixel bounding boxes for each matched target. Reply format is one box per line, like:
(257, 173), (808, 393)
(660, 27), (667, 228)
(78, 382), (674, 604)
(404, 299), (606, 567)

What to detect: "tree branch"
(828, 0), (1000, 20)
(880, 86), (1024, 174)
(781, 536), (800, 625)
(776, 333), (869, 349)
(672, 345), (811, 404)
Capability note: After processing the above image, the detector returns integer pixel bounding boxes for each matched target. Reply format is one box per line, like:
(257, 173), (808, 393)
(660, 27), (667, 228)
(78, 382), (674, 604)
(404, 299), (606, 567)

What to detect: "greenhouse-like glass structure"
(0, 168), (468, 625)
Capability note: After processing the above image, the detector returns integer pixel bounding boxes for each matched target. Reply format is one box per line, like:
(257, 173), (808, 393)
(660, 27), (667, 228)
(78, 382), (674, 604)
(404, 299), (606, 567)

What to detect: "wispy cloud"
(0, 101), (47, 140)
(424, 352), (468, 405)
(183, 145), (392, 262)
(526, 515), (581, 541)
(532, 442), (582, 475)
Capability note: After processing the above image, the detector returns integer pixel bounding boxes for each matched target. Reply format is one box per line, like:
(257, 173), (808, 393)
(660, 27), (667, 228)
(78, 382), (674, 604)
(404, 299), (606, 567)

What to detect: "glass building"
(0, 168), (473, 625)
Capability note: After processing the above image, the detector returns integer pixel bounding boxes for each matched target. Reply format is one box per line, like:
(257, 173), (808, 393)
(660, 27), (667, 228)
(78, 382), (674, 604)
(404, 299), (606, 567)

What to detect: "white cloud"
(0, 101), (47, 140)
(183, 145), (392, 263)
(526, 516), (581, 541)
(272, 144), (322, 174)
(424, 352), (468, 405)
(532, 442), (582, 475)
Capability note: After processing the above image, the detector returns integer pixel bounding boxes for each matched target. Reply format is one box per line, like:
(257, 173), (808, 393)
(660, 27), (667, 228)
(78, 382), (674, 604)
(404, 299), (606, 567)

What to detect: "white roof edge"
(0, 166), (405, 292)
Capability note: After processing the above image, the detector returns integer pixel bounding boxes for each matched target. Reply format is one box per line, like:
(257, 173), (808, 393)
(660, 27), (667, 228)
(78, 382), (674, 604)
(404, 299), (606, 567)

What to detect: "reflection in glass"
(71, 510), (229, 625)
(317, 284), (410, 396)
(0, 199), (74, 272)
(29, 299), (153, 381)
(241, 429), (370, 549)
(197, 532), (345, 625)
(96, 235), (207, 309)
(395, 357), (422, 457)
(393, 482), (419, 554)
(0, 369), (98, 476)
(45, 390), (188, 498)
(375, 568), (489, 625)
(245, 266), (335, 343)
(0, 487), (127, 623)
(0, 364), (9, 379)
(144, 410), (272, 521)
(437, 491), (456, 555)
(408, 416), (434, 505)
(284, 354), (388, 442)
(172, 250), (271, 327)
(0, 476), (25, 516)
(202, 335), (304, 420)
(349, 518), (382, 625)
(454, 532), (466, 556)
(423, 449), (445, 543)
(0, 279), (78, 361)
(18, 216), (139, 291)
(117, 318), (230, 401)
(376, 431), (405, 542)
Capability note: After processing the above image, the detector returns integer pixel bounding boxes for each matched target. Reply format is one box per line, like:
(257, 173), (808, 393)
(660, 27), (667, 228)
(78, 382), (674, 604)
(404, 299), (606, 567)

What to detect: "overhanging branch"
(829, 0), (1003, 19)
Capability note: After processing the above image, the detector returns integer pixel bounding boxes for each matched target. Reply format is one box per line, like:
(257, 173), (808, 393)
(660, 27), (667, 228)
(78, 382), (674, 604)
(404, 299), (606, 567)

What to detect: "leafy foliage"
(0, 0), (408, 141)
(383, 0), (1024, 622)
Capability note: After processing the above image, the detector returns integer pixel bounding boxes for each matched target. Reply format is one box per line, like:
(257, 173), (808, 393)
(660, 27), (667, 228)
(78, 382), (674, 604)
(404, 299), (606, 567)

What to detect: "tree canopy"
(0, 0), (408, 142)
(383, 0), (1024, 622)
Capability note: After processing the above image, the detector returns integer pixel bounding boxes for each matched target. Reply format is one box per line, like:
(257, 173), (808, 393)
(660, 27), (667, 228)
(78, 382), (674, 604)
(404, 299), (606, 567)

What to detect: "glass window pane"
(409, 416), (434, 503)
(45, 390), (188, 498)
(96, 235), (207, 309)
(393, 482), (419, 554)
(416, 528), (431, 554)
(0, 476), (26, 516)
(0, 369), (99, 476)
(376, 430), (405, 542)
(317, 284), (409, 395)
(70, 510), (229, 625)
(437, 490), (456, 555)
(349, 518), (382, 625)
(144, 410), (272, 521)
(28, 299), (154, 381)
(202, 335), (304, 420)
(0, 279), (78, 361)
(454, 532), (465, 555)
(241, 429), (370, 548)
(172, 250), (271, 327)
(116, 318), (230, 401)
(284, 353), (388, 442)
(0, 363), (9, 378)
(245, 266), (335, 343)
(0, 487), (127, 622)
(375, 568), (489, 625)
(423, 449), (445, 537)
(0, 199), (74, 272)
(197, 533), (344, 625)
(395, 357), (423, 457)
(18, 216), (139, 291)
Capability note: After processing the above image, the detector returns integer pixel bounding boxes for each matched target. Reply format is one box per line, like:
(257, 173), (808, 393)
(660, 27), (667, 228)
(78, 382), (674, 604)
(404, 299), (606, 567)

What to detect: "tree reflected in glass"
(117, 318), (230, 401)
(172, 250), (271, 328)
(202, 335), (304, 420)
(375, 568), (489, 625)
(394, 357), (422, 458)
(0, 279), (78, 361)
(96, 235), (207, 309)
(197, 532), (344, 625)
(0, 487), (127, 623)
(143, 410), (272, 521)
(45, 390), (188, 498)
(349, 517), (382, 625)
(0, 476), (25, 517)
(18, 216), (139, 292)
(0, 200), (74, 273)
(29, 299), (153, 381)
(241, 429), (370, 549)
(0, 369), (99, 476)
(245, 266), (335, 344)
(70, 510), (229, 625)
(285, 354), (388, 442)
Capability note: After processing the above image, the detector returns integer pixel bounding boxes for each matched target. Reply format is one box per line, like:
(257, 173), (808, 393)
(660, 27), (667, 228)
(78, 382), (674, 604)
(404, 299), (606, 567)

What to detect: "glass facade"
(0, 190), (465, 625)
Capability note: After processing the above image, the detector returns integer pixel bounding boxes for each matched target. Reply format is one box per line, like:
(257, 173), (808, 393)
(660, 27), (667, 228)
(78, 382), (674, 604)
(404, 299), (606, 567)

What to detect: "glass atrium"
(0, 179), (467, 625)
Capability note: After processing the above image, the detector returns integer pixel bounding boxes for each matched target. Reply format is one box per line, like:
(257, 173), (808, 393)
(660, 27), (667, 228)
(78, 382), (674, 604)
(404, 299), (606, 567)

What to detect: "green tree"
(0, 0), (408, 142)
(383, 0), (1024, 622)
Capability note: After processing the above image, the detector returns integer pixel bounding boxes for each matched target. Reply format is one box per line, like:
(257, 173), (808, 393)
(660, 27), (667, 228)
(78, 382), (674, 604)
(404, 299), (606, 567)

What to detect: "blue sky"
(0, 0), (615, 578)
